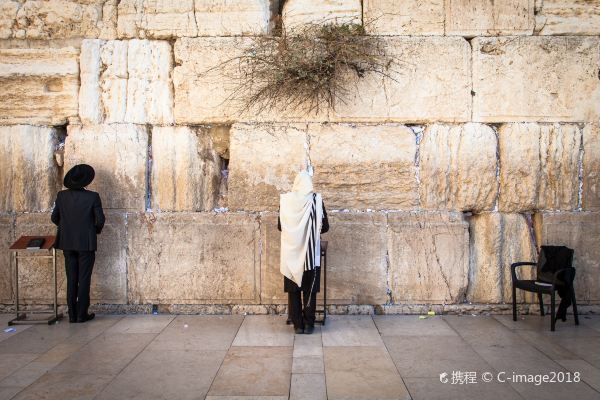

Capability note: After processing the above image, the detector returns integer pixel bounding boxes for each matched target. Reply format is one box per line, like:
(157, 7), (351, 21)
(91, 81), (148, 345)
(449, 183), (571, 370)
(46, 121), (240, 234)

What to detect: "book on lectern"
(26, 238), (45, 250)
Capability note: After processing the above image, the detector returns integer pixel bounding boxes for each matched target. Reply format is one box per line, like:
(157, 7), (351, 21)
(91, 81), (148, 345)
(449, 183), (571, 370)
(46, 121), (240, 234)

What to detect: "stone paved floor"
(0, 313), (598, 399)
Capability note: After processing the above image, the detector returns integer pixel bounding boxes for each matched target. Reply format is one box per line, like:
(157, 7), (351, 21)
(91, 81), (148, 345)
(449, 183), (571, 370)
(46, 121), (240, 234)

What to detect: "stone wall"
(1, 0), (599, 313)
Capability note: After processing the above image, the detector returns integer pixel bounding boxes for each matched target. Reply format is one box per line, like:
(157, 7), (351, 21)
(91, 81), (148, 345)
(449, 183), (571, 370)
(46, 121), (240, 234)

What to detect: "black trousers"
(63, 250), (95, 321)
(289, 289), (317, 329)
(556, 284), (573, 320)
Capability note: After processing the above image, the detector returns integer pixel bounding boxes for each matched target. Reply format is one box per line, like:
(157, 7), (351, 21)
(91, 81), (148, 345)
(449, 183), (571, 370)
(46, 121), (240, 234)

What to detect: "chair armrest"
(511, 262), (536, 282)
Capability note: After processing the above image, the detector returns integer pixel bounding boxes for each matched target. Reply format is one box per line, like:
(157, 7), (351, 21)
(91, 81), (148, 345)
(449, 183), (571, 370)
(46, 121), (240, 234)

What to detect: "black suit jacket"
(51, 189), (105, 251)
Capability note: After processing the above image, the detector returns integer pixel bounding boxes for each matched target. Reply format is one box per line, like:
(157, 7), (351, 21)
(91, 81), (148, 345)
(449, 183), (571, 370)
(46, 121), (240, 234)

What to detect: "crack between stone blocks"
(577, 124), (584, 211)
(145, 124), (152, 212)
(492, 124), (501, 212)
(384, 212), (392, 305)
(467, 36), (475, 122)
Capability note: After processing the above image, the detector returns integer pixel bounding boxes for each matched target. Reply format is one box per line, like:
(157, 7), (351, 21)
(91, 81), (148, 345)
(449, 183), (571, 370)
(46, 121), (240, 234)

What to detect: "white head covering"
(280, 171), (323, 286)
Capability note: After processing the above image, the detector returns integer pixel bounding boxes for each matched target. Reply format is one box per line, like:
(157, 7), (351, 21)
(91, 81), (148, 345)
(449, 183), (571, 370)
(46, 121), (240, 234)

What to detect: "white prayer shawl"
(280, 172), (323, 287)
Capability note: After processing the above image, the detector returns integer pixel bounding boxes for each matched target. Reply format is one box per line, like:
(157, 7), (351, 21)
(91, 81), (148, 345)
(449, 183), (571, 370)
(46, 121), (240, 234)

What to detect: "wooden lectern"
(8, 236), (63, 325)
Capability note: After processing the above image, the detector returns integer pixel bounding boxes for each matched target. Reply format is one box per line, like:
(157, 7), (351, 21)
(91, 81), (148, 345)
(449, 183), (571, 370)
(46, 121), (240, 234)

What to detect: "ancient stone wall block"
(79, 39), (173, 125)
(583, 123), (600, 211)
(282, 0), (361, 31)
(535, 0), (600, 35)
(388, 212), (469, 303)
(420, 123), (498, 212)
(542, 212), (600, 302)
(173, 37), (471, 123)
(0, 216), (15, 302)
(445, 0), (534, 36)
(0, 0), (116, 40)
(12, 212), (126, 304)
(151, 126), (222, 212)
(195, 0), (271, 36)
(117, 0), (197, 39)
(126, 213), (260, 304)
(498, 123), (580, 212)
(363, 0), (444, 35)
(228, 123), (307, 211)
(309, 123), (418, 210)
(0, 47), (79, 125)
(260, 213), (286, 304)
(64, 124), (148, 211)
(0, 125), (62, 213)
(467, 213), (536, 304)
(473, 36), (600, 122)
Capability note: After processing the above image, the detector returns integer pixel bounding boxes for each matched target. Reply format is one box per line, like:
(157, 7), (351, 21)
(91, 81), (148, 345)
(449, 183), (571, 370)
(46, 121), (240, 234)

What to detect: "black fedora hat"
(64, 164), (95, 189)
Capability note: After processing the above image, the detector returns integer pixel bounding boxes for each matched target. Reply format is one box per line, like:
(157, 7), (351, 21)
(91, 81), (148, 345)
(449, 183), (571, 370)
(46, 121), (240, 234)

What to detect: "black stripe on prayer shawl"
(305, 193), (317, 272)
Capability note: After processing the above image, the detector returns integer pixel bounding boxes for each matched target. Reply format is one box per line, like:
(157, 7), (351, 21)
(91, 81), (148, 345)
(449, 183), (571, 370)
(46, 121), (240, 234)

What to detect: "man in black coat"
(51, 164), (105, 323)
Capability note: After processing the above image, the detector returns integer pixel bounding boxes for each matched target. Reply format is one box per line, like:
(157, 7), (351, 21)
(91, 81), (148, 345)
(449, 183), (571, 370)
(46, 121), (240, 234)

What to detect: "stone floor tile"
(106, 315), (174, 334)
(0, 361), (57, 388)
(494, 315), (600, 337)
(34, 342), (84, 364)
(322, 316), (383, 347)
(324, 346), (410, 400)
(556, 359), (600, 392)
(205, 397), (288, 399)
(293, 333), (322, 358)
(11, 372), (113, 400)
(292, 355), (324, 374)
(514, 330), (578, 360)
(443, 316), (524, 348)
(0, 319), (33, 344)
(208, 346), (292, 397)
(550, 336), (600, 362)
(232, 316), (294, 347)
(96, 349), (226, 400)
(373, 315), (457, 336)
(0, 354), (38, 381)
(0, 386), (24, 400)
(404, 377), (523, 400)
(290, 373), (326, 400)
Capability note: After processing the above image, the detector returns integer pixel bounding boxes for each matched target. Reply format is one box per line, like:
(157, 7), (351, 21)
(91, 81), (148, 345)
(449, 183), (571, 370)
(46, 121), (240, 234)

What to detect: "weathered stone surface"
(64, 124), (148, 211)
(117, 0), (197, 38)
(541, 212), (600, 302)
(0, 47), (79, 125)
(309, 123), (418, 210)
(195, 0), (270, 36)
(363, 0), (444, 35)
(583, 123), (600, 211)
(173, 37), (471, 123)
(467, 213), (537, 304)
(535, 0), (600, 35)
(420, 123), (498, 212)
(445, 0), (534, 36)
(388, 212), (469, 303)
(282, 0), (361, 31)
(151, 126), (223, 212)
(13, 212), (127, 304)
(473, 36), (600, 122)
(127, 213), (260, 304)
(0, 0), (116, 40)
(228, 123), (307, 211)
(260, 213), (285, 304)
(79, 39), (174, 125)
(498, 123), (580, 212)
(0, 125), (62, 212)
(0, 216), (15, 302)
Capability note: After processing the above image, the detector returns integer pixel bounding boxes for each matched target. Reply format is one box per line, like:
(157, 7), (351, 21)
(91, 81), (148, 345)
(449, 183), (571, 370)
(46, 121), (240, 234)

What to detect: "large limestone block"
(473, 36), (600, 122)
(0, 125), (62, 212)
(388, 212), (469, 304)
(467, 213), (537, 304)
(363, 0), (444, 35)
(309, 123), (418, 210)
(445, 0), (534, 36)
(498, 123), (580, 212)
(0, 47), (79, 125)
(79, 39), (174, 125)
(13, 212), (127, 304)
(542, 212), (600, 302)
(64, 124), (148, 211)
(282, 0), (361, 31)
(583, 124), (600, 211)
(0, 0), (116, 40)
(0, 216), (15, 302)
(151, 126), (223, 212)
(195, 0), (270, 36)
(420, 123), (498, 212)
(127, 213), (260, 304)
(173, 37), (471, 123)
(260, 213), (285, 304)
(117, 0), (197, 38)
(228, 123), (307, 211)
(535, 0), (600, 35)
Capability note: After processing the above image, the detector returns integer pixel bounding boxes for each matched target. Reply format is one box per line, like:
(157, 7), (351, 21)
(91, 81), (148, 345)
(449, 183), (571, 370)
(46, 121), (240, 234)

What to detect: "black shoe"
(304, 325), (314, 335)
(294, 327), (304, 334)
(77, 313), (95, 323)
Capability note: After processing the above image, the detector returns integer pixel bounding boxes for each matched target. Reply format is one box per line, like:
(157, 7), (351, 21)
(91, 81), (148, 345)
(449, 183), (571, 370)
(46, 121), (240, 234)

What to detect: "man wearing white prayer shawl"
(278, 171), (329, 334)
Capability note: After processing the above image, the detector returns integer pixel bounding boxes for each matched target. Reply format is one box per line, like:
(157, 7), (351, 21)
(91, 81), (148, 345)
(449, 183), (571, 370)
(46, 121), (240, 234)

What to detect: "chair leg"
(550, 291), (556, 332)
(538, 292), (545, 316)
(571, 286), (579, 326)
(512, 284), (517, 321)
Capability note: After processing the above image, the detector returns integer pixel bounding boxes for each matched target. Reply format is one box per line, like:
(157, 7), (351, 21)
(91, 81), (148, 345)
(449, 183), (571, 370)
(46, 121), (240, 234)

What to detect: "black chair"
(511, 245), (579, 331)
